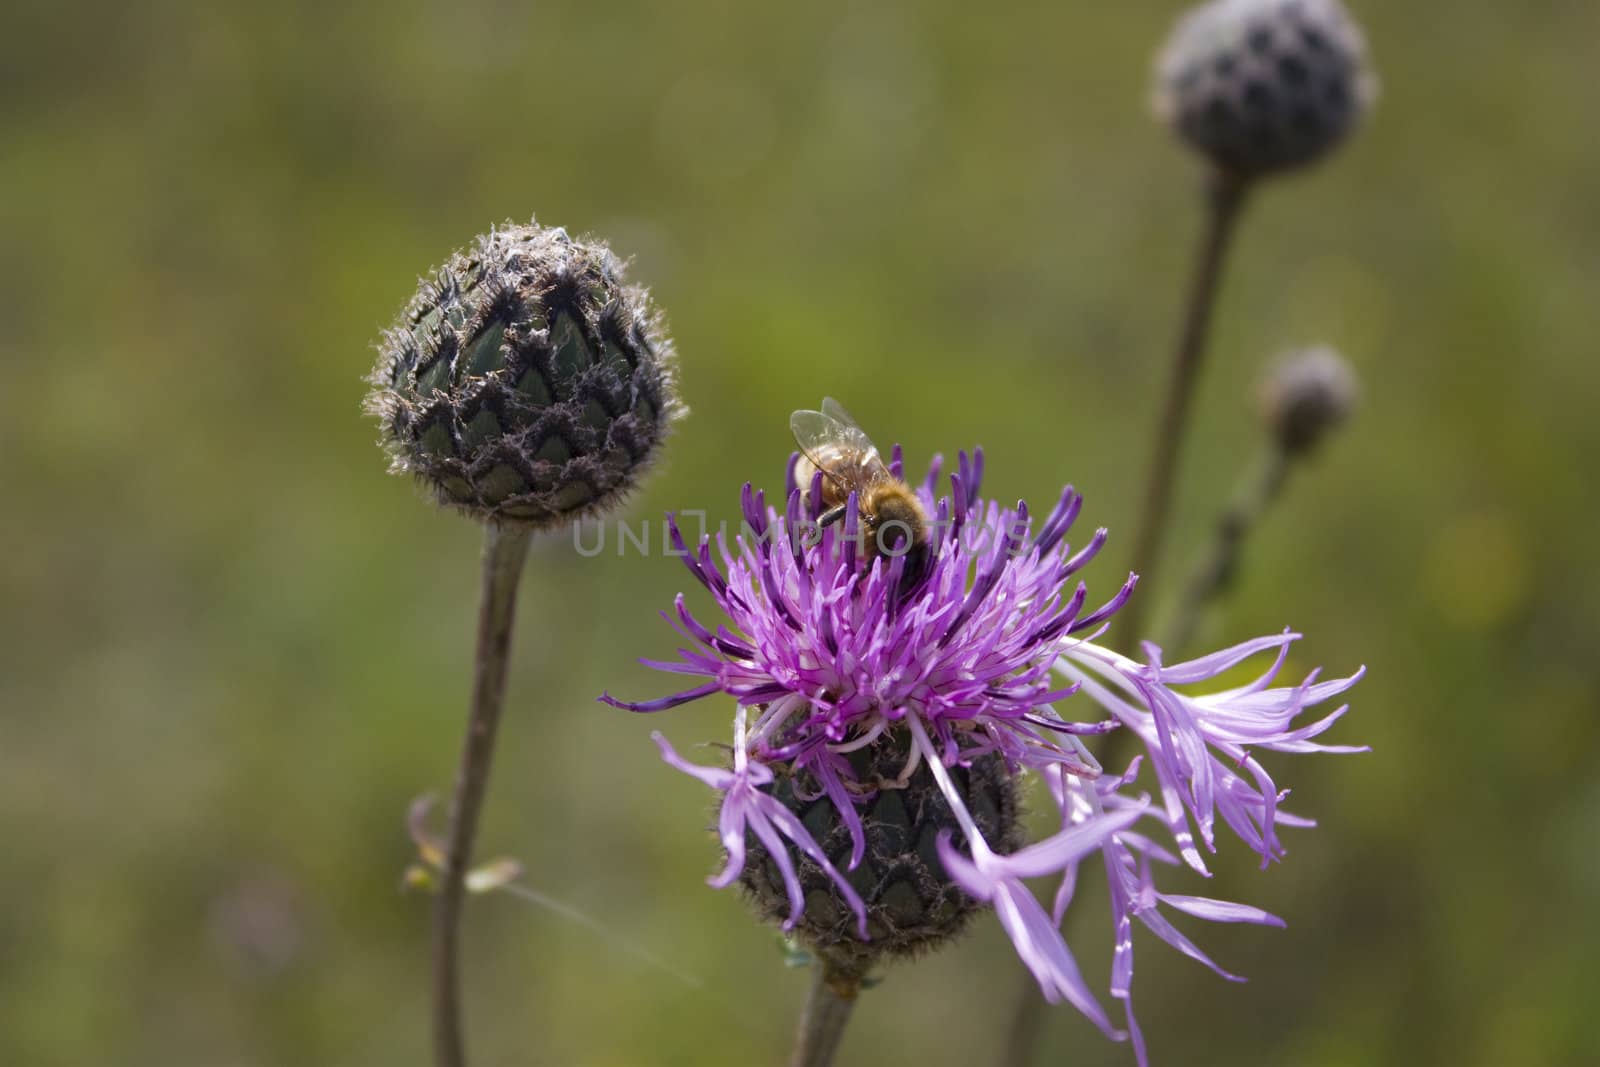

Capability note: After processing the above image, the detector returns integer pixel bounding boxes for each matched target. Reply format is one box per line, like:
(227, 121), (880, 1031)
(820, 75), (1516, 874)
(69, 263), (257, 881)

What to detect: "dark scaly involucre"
(740, 726), (1023, 977)
(366, 221), (682, 527)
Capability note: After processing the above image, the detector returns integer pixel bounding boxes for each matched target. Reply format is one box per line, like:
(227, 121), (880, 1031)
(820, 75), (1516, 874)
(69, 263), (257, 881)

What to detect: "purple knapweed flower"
(603, 445), (1363, 1063)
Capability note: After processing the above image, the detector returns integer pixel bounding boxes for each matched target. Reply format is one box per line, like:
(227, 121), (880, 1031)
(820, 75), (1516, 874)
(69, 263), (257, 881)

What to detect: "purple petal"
(1133, 906), (1246, 983)
(743, 803), (805, 929)
(1161, 894), (1285, 927)
(1069, 573), (1138, 634)
(987, 804), (1146, 881)
(934, 834), (994, 902)
(600, 682), (722, 713)
(710, 788), (749, 888)
(992, 879), (1122, 1039)
(651, 732), (735, 790)
(759, 795), (869, 938)
(1156, 631), (1301, 684)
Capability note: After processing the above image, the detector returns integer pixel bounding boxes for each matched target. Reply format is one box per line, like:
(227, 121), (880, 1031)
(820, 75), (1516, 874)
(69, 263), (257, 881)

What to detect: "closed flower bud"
(1260, 345), (1358, 454)
(367, 221), (682, 527)
(1153, 0), (1377, 179)
(740, 726), (1021, 978)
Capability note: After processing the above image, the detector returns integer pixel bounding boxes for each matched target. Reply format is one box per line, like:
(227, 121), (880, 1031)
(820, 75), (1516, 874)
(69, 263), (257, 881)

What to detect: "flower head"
(605, 445), (1362, 1063)
(366, 220), (683, 528)
(1152, 0), (1378, 180)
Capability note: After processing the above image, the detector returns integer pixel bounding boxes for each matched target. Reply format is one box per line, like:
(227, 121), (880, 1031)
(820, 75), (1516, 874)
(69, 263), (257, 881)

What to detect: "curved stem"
(1112, 171), (1251, 653)
(790, 959), (861, 1067)
(1163, 442), (1290, 654)
(432, 522), (534, 1067)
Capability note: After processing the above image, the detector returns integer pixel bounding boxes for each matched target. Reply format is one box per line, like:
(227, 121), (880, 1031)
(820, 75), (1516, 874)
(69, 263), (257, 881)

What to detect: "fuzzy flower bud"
(1259, 345), (1358, 455)
(366, 220), (681, 527)
(1153, 0), (1377, 179)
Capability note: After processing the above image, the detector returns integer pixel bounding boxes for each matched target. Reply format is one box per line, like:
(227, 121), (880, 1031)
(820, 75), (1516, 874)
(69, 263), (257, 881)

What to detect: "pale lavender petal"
(744, 803), (805, 929)
(709, 790), (749, 889)
(986, 804), (1146, 881)
(1050, 857), (1081, 927)
(992, 879), (1123, 1039)
(1134, 906), (1245, 982)
(933, 835), (993, 903)
(1155, 631), (1301, 683)
(651, 732), (734, 790)
(1120, 996), (1149, 1067)
(1161, 895), (1285, 926)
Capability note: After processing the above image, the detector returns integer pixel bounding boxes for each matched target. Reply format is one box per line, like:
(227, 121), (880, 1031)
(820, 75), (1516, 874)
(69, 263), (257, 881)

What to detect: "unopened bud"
(1153, 0), (1377, 180)
(1260, 345), (1358, 454)
(367, 220), (683, 528)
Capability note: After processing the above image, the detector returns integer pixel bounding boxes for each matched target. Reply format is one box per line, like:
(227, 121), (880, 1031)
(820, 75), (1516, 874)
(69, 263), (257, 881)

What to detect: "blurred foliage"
(3, 1), (1598, 1064)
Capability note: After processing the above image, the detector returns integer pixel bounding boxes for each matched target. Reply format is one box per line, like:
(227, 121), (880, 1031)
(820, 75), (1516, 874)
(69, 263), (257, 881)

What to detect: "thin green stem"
(1163, 442), (1291, 654)
(997, 983), (1045, 1067)
(1112, 171), (1251, 654)
(432, 522), (534, 1067)
(790, 959), (861, 1067)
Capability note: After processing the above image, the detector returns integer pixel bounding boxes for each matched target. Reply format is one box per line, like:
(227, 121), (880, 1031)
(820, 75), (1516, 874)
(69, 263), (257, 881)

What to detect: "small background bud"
(1259, 345), (1358, 454)
(366, 221), (682, 527)
(1153, 0), (1377, 179)
(740, 727), (1021, 979)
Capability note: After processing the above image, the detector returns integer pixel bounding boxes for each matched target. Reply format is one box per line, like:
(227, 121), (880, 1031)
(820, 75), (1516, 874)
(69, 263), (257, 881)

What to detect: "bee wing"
(790, 406), (889, 488)
(820, 396), (862, 429)
(820, 398), (893, 485)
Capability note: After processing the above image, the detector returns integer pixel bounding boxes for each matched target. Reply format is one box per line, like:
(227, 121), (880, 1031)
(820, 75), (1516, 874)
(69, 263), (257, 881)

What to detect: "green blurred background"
(4, 1), (1598, 1064)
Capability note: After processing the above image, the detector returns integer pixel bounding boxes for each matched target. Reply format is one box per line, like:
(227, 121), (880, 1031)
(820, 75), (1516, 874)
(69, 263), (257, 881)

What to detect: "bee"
(790, 397), (930, 570)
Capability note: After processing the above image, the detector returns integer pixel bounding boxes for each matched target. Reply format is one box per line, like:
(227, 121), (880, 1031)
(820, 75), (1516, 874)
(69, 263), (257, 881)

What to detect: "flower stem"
(1113, 170), (1251, 652)
(1162, 441), (1290, 654)
(790, 959), (862, 1067)
(997, 983), (1045, 1067)
(432, 522), (534, 1067)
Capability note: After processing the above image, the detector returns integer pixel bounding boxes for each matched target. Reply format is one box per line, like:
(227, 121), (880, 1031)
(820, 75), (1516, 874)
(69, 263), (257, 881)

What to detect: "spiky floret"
(366, 220), (682, 527)
(1153, 0), (1377, 178)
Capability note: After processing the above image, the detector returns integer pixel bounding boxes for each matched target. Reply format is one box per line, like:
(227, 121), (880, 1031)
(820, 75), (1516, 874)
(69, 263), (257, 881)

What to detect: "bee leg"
(818, 504), (848, 528)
